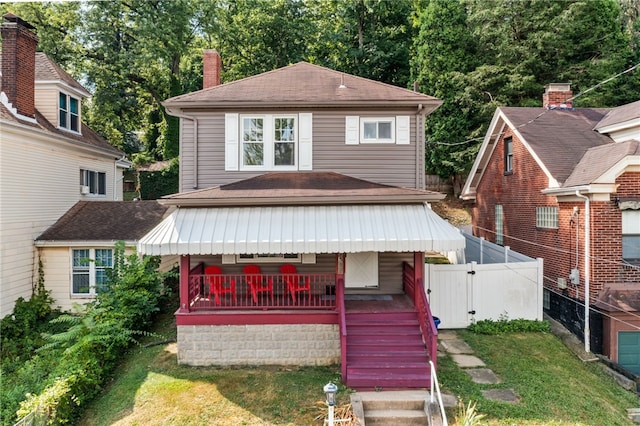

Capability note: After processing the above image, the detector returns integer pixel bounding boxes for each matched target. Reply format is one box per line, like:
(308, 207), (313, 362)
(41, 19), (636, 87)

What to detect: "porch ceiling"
(137, 203), (465, 256)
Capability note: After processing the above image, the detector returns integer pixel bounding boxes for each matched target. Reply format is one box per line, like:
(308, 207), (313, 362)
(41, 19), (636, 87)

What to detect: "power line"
(428, 61), (640, 147)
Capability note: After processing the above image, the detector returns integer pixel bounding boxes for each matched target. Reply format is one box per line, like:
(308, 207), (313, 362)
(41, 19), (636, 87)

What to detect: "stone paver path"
(439, 331), (519, 404)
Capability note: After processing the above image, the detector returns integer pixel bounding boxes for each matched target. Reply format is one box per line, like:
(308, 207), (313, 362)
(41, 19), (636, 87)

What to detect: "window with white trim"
(59, 92), (80, 132)
(72, 248), (113, 296)
(361, 117), (394, 143)
(536, 206), (559, 229)
(495, 204), (504, 245)
(622, 210), (640, 263)
(240, 115), (298, 169)
(80, 169), (106, 196)
(345, 116), (410, 145)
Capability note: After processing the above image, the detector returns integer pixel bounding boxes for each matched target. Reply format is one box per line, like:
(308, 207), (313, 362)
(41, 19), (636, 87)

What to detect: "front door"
(345, 252), (379, 288)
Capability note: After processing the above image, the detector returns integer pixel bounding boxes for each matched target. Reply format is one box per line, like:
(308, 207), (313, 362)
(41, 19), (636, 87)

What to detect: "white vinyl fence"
(426, 233), (544, 329)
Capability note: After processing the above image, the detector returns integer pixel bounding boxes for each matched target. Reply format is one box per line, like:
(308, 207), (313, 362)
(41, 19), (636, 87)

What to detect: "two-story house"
(461, 84), (640, 373)
(0, 14), (167, 315)
(138, 51), (465, 389)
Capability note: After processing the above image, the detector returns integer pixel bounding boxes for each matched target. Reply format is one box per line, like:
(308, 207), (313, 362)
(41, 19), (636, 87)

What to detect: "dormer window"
(59, 92), (79, 132)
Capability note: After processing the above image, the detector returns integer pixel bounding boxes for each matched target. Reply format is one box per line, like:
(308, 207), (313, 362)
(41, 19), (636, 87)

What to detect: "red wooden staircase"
(345, 310), (432, 389)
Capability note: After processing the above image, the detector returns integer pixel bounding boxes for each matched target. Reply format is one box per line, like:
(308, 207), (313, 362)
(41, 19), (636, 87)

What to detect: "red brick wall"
(471, 132), (640, 305)
(0, 21), (38, 117)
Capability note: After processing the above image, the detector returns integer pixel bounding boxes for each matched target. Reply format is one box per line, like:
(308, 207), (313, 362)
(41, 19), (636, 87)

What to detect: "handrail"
(416, 277), (438, 368)
(336, 277), (347, 382)
(429, 360), (448, 426)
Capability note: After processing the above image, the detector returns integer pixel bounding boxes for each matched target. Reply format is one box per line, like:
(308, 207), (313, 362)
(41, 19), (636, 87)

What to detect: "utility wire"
(428, 61), (640, 147)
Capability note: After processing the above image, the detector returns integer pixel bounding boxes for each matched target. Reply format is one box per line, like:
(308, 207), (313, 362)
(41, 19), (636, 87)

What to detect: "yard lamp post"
(324, 381), (338, 426)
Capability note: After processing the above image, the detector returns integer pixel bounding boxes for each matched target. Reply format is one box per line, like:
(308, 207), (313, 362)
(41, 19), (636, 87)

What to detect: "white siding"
(34, 87), (59, 128)
(39, 245), (139, 312)
(0, 123), (119, 316)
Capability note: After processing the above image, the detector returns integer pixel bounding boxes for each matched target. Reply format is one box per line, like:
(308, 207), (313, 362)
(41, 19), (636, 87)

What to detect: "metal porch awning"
(137, 203), (465, 256)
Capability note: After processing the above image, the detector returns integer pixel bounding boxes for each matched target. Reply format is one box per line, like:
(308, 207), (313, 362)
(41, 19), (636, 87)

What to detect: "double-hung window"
(241, 115), (297, 169)
(72, 248), (113, 296)
(622, 210), (640, 264)
(59, 92), (80, 132)
(504, 137), (513, 173)
(80, 169), (106, 196)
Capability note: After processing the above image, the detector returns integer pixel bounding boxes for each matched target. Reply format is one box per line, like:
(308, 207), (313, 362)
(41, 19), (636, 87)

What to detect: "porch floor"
(344, 294), (414, 313)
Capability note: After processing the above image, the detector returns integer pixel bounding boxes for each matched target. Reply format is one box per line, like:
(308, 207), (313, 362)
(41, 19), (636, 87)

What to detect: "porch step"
(345, 311), (431, 390)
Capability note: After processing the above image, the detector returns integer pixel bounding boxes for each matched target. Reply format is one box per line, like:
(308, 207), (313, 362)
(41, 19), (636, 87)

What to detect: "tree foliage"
(1, 0), (638, 184)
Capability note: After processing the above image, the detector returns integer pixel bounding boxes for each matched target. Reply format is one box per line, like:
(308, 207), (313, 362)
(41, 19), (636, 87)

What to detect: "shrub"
(467, 315), (551, 335)
(11, 243), (168, 426)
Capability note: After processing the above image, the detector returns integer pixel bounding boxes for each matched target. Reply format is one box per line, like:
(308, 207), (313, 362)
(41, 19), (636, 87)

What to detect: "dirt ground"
(431, 195), (472, 228)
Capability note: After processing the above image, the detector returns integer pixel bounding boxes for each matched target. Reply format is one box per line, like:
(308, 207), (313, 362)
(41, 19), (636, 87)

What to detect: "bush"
(11, 243), (169, 426)
(467, 316), (551, 335)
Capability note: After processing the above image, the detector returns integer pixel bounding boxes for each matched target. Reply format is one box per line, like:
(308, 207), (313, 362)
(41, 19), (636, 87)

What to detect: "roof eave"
(163, 99), (443, 111)
(158, 193), (445, 207)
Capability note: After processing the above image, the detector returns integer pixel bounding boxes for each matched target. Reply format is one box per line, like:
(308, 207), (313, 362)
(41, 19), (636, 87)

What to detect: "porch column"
(413, 252), (424, 306)
(179, 254), (191, 313)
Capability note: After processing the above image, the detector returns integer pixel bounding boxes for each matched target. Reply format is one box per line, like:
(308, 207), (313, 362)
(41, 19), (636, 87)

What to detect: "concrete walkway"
(438, 330), (520, 404)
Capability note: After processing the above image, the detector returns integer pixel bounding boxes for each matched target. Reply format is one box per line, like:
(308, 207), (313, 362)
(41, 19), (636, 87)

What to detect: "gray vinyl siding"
(179, 109), (424, 191)
(191, 252), (411, 295)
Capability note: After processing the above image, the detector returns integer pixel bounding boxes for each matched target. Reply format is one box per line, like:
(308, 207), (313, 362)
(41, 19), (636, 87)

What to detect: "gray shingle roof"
(34, 52), (89, 95)
(160, 172), (445, 206)
(163, 62), (442, 108)
(36, 201), (169, 242)
(501, 107), (612, 185)
(595, 99), (640, 130)
(564, 139), (640, 187)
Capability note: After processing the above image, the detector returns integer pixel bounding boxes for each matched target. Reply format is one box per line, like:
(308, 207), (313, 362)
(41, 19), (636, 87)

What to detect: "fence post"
(480, 237), (484, 264)
(504, 245), (510, 263)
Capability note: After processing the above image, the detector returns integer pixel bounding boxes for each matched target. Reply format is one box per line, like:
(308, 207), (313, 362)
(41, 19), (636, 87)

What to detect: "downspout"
(416, 103), (423, 189)
(166, 108), (199, 190)
(113, 155), (128, 201)
(575, 190), (591, 353)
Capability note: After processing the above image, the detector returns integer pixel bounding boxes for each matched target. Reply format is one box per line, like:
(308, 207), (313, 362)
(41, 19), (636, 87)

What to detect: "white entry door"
(345, 252), (379, 288)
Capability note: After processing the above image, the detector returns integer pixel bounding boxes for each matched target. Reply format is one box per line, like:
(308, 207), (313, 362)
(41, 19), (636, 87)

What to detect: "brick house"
(461, 84), (640, 373)
(138, 51), (465, 389)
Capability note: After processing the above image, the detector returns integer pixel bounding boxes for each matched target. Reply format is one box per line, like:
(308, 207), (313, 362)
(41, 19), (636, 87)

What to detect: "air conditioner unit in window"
(80, 185), (90, 194)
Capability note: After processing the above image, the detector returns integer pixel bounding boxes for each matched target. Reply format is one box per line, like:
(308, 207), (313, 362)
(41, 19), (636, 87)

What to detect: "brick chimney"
(203, 49), (221, 89)
(1, 14), (38, 118)
(543, 83), (573, 110)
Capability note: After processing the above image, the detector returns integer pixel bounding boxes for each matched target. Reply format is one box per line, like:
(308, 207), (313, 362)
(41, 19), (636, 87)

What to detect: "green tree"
(308, 0), (414, 87)
(411, 0), (486, 192)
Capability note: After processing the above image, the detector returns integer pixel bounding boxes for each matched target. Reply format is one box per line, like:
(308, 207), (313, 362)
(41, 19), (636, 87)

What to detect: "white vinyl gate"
(425, 260), (543, 329)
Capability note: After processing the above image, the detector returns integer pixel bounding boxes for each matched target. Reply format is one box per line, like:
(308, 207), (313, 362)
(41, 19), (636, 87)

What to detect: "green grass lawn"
(439, 330), (640, 425)
(78, 314), (639, 425)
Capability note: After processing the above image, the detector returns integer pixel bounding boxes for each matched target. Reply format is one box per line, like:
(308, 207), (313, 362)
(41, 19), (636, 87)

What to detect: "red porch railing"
(403, 261), (438, 369)
(187, 271), (337, 310)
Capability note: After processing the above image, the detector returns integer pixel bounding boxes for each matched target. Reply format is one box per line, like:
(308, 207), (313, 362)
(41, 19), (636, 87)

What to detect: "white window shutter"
(396, 115), (410, 145)
(345, 116), (359, 145)
(298, 113), (313, 170)
(225, 113), (239, 171)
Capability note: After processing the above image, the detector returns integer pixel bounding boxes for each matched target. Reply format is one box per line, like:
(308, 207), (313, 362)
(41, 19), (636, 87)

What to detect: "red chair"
(280, 264), (311, 304)
(205, 265), (236, 305)
(243, 264), (273, 304)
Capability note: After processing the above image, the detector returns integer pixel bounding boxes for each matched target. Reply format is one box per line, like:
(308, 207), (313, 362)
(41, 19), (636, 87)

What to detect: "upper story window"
(536, 206), (559, 229)
(504, 137), (513, 174)
(622, 210), (640, 264)
(241, 115), (297, 169)
(226, 112), (312, 172)
(361, 117), (394, 143)
(80, 169), (106, 196)
(72, 248), (113, 296)
(345, 116), (409, 145)
(59, 92), (80, 132)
